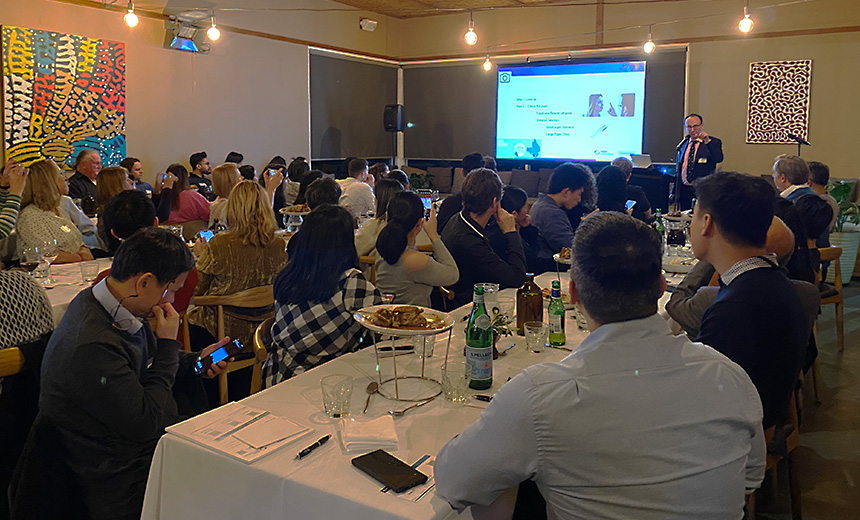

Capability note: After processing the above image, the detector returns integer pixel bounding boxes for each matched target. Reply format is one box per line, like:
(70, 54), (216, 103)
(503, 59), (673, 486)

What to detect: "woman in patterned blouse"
(16, 160), (93, 263)
(263, 204), (381, 387)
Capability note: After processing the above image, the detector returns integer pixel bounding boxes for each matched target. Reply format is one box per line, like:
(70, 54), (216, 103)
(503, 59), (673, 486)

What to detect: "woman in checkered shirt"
(262, 204), (382, 386)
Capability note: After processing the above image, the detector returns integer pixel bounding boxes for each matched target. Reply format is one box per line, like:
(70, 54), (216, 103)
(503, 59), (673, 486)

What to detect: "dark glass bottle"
(516, 273), (543, 335)
(81, 193), (97, 217)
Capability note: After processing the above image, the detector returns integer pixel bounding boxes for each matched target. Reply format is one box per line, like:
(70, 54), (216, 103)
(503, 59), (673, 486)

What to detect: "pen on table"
(296, 434), (331, 460)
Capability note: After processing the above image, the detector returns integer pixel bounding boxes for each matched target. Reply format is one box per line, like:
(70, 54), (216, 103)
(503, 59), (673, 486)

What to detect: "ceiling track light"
(464, 11), (477, 46)
(738, 5), (754, 33)
(123, 1), (139, 27)
(643, 25), (655, 53)
(482, 55), (492, 72)
(207, 15), (221, 41)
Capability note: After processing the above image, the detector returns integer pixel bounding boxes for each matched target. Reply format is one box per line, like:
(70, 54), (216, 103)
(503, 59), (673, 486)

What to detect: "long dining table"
(140, 272), (678, 520)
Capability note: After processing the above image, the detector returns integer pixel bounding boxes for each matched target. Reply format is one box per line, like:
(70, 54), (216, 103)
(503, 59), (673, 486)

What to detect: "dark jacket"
(696, 266), (808, 430)
(441, 211), (527, 308)
(675, 136), (724, 184)
(436, 193), (462, 234)
(67, 172), (97, 201)
(39, 288), (196, 519)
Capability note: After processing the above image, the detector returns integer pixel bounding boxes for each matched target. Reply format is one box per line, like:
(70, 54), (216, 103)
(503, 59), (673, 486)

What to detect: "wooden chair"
(359, 255), (377, 284)
(757, 392), (802, 520)
(192, 285), (273, 404)
(439, 287), (456, 311)
(178, 310), (192, 352)
(0, 347), (25, 378)
(253, 317), (275, 392)
(817, 246), (844, 352)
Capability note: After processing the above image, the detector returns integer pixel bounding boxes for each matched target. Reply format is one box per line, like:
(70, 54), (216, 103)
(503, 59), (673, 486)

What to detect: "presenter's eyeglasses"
(686, 124), (702, 130)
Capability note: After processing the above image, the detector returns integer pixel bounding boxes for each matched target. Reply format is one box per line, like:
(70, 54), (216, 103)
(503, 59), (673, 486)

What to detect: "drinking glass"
(573, 303), (590, 332)
(476, 283), (500, 315)
(165, 225), (184, 241)
(524, 321), (548, 353)
(38, 239), (59, 284)
(287, 214), (303, 234)
(80, 261), (100, 283)
(441, 361), (471, 404)
(411, 335), (435, 358)
(381, 293), (395, 304)
(320, 374), (354, 418)
(21, 246), (42, 277)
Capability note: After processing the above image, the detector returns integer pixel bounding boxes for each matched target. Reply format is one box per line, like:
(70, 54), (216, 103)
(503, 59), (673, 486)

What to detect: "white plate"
(354, 305), (455, 336)
(662, 258), (698, 273)
(662, 213), (692, 222)
(553, 253), (572, 265)
(279, 209), (310, 216)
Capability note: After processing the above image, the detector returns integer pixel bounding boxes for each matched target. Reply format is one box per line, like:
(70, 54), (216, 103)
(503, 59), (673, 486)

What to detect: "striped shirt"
(0, 191), (21, 240)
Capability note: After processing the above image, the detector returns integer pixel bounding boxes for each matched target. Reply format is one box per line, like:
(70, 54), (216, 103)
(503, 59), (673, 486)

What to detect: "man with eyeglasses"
(674, 113), (723, 211)
(34, 228), (230, 519)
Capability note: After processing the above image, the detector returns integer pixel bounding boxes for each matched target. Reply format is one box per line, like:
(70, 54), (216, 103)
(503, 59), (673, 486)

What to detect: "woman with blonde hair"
(208, 163), (241, 229)
(188, 181), (288, 354)
(16, 159), (93, 263)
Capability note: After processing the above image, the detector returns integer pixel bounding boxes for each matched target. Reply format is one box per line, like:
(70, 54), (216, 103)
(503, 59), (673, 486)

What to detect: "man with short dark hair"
(37, 228), (229, 519)
(692, 172), (809, 429)
(529, 162), (595, 253)
(101, 190), (157, 254)
(68, 149), (101, 201)
(224, 151), (243, 165)
(306, 178), (342, 210)
(807, 160), (839, 234)
(485, 185), (555, 275)
(188, 151), (213, 200)
(441, 168), (526, 308)
(436, 212), (765, 519)
(674, 113), (723, 210)
(437, 152), (486, 233)
(772, 154), (815, 201)
(337, 158), (375, 218)
(120, 157), (152, 194)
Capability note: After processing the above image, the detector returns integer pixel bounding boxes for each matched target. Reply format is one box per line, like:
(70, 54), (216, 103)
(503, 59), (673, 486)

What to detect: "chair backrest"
(0, 347), (25, 378)
(790, 280), (821, 336)
(254, 317), (275, 362)
(817, 246), (843, 289)
(181, 219), (209, 239)
(359, 255), (376, 285)
(192, 285), (275, 340)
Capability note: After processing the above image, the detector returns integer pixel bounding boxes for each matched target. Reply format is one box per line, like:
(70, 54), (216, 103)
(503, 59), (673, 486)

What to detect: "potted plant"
(491, 311), (515, 359)
(826, 179), (860, 283)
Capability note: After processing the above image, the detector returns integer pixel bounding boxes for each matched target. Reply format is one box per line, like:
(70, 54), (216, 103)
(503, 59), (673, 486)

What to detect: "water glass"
(165, 224), (184, 241)
(80, 262), (100, 284)
(441, 362), (471, 404)
(411, 335), (435, 358)
(320, 374), (354, 418)
(476, 283), (500, 315)
(524, 321), (548, 353)
(573, 303), (590, 332)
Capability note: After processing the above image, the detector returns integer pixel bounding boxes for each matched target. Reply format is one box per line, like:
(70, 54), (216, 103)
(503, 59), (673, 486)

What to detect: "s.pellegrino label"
(466, 285), (493, 390)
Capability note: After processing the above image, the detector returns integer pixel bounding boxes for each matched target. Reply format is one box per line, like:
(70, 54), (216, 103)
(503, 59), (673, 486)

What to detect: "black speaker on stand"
(384, 104), (404, 167)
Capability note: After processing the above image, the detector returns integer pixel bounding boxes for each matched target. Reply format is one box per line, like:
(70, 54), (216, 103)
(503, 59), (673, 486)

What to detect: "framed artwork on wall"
(1, 25), (125, 168)
(746, 59), (812, 144)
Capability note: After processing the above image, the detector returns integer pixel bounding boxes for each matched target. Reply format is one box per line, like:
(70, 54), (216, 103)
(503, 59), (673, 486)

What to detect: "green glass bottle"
(548, 280), (566, 346)
(466, 285), (493, 390)
(654, 209), (665, 238)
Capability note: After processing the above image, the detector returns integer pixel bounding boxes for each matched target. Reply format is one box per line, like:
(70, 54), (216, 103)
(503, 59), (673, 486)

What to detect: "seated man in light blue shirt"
(435, 212), (765, 520)
(528, 162), (595, 253)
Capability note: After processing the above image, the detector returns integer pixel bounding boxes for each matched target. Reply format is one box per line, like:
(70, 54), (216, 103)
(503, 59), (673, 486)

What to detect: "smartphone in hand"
(193, 339), (243, 375)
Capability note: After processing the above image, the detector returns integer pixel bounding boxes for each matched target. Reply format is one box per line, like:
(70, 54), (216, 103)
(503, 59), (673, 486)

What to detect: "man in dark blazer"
(674, 113), (723, 210)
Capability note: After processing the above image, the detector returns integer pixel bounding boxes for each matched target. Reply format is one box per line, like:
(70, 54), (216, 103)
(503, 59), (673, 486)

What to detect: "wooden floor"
(756, 280), (860, 519)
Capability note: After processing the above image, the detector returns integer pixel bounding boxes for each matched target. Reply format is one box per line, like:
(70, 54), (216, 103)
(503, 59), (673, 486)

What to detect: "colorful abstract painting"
(746, 60), (812, 144)
(1, 25), (125, 168)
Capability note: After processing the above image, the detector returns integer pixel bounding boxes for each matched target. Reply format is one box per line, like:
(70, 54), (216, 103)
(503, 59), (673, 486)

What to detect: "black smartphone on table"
(351, 449), (428, 493)
(193, 339), (243, 375)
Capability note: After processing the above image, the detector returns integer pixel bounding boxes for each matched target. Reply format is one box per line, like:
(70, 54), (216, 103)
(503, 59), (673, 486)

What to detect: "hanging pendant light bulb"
(123, 1), (139, 28)
(738, 6), (754, 33)
(464, 12), (478, 46)
(482, 55), (492, 72)
(643, 26), (655, 54)
(207, 16), (221, 41)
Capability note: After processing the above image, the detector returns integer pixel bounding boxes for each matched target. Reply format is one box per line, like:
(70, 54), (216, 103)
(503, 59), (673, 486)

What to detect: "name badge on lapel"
(698, 158), (708, 163)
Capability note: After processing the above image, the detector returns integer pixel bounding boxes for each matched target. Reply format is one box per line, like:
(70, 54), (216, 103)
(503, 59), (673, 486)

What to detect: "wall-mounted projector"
(163, 10), (211, 53)
(359, 18), (378, 32)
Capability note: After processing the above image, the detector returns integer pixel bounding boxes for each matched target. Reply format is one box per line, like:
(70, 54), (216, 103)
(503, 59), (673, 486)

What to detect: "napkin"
(340, 415), (399, 452)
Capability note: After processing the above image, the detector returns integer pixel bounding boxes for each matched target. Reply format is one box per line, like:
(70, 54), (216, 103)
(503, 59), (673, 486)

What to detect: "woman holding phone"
(374, 191), (459, 307)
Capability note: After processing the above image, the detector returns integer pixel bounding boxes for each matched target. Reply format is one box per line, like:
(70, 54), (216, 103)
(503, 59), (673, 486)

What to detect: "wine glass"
(21, 246), (42, 277)
(38, 238), (59, 284)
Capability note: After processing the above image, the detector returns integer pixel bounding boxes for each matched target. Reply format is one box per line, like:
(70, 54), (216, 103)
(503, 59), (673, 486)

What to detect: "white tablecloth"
(41, 260), (109, 325)
(141, 273), (678, 520)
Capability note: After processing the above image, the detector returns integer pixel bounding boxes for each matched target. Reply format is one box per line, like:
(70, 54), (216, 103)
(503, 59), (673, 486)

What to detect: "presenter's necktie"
(681, 140), (700, 185)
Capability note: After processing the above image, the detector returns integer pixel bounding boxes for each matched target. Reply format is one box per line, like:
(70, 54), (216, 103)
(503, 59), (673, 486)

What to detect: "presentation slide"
(496, 61), (646, 162)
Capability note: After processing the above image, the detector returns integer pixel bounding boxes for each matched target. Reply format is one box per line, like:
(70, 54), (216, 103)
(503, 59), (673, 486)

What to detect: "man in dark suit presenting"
(674, 114), (723, 210)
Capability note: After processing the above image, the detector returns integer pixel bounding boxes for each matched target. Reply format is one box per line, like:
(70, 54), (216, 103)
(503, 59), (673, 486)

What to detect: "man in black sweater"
(691, 173), (809, 430)
(442, 168), (527, 308)
(37, 228), (229, 519)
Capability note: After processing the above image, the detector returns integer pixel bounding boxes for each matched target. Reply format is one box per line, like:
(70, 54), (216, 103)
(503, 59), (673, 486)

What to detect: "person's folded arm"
(435, 374), (538, 511)
(55, 338), (180, 442)
(409, 239), (460, 287)
(666, 260), (717, 336)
